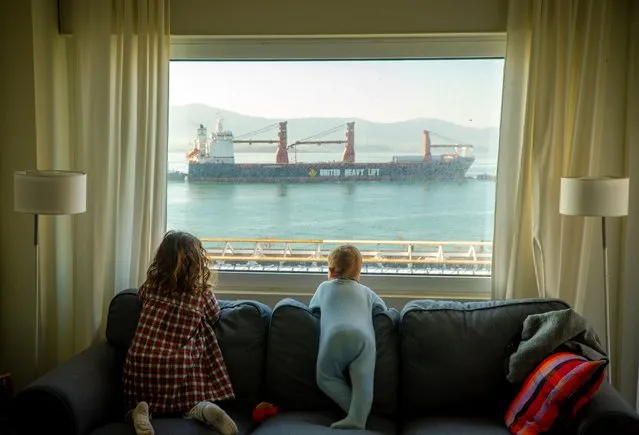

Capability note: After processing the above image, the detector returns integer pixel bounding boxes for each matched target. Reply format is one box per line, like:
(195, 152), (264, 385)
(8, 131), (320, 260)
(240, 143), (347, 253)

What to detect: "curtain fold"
(620, 1), (639, 411)
(492, 0), (638, 403)
(33, 0), (169, 372)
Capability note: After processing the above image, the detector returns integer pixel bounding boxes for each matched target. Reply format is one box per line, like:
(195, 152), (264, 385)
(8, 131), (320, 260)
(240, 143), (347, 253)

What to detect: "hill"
(169, 103), (499, 159)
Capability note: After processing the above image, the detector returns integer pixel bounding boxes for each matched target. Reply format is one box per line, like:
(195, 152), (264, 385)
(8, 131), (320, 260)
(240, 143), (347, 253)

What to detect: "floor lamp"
(559, 176), (630, 385)
(14, 170), (87, 376)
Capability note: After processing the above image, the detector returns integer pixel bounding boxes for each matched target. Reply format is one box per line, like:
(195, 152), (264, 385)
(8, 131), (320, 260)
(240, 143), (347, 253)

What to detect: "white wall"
(170, 0), (508, 35)
(59, 0), (508, 36)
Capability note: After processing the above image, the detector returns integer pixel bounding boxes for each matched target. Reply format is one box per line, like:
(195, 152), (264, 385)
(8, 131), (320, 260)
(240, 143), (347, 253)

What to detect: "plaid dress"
(122, 286), (235, 414)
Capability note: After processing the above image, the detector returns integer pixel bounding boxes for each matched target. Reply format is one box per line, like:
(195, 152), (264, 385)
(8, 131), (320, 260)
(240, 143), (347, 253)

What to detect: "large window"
(168, 36), (505, 298)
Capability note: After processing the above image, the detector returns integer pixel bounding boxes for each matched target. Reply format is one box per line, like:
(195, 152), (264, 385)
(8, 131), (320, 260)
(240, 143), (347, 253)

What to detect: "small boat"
(167, 170), (186, 182)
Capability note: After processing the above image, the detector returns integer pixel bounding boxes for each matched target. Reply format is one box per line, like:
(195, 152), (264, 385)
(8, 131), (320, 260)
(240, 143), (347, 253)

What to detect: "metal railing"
(201, 238), (492, 275)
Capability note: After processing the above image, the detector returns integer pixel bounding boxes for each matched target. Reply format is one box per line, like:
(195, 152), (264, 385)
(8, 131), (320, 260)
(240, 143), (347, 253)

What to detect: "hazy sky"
(170, 59), (505, 128)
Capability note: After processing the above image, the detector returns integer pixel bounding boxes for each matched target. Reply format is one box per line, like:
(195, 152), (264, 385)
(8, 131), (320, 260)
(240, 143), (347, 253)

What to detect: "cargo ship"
(175, 119), (475, 183)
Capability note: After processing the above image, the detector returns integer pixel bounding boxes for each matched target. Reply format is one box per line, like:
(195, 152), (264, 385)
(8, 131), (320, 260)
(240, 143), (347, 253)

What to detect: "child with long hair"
(123, 231), (238, 435)
(310, 245), (387, 430)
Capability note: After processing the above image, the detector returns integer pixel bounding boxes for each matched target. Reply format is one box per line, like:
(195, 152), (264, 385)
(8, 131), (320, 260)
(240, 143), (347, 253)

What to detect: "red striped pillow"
(505, 351), (607, 435)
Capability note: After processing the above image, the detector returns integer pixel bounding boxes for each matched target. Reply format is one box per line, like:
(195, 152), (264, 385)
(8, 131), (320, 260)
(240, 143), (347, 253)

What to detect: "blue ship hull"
(185, 158), (474, 183)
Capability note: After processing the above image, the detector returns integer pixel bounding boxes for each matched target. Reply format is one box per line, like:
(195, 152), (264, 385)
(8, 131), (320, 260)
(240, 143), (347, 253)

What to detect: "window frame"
(171, 33), (506, 61)
(168, 33), (505, 300)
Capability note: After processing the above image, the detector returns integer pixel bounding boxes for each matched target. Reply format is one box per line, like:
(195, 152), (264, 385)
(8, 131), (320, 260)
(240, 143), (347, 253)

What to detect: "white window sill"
(214, 271), (491, 309)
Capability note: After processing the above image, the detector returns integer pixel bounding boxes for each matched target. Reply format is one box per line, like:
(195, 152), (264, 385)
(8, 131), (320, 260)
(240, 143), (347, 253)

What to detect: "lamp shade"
(14, 170), (87, 215)
(559, 176), (629, 217)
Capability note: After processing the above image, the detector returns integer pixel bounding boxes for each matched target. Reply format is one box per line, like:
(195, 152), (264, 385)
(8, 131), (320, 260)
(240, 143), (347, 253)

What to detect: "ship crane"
(287, 122), (355, 163)
(422, 130), (475, 162)
(233, 122), (289, 164)
(233, 122), (356, 164)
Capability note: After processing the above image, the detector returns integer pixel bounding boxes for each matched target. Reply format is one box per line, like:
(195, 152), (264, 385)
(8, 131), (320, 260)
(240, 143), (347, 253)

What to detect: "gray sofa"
(9, 288), (639, 435)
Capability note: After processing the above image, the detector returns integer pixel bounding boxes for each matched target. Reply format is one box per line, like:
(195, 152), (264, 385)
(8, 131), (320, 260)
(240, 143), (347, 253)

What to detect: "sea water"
(166, 152), (497, 243)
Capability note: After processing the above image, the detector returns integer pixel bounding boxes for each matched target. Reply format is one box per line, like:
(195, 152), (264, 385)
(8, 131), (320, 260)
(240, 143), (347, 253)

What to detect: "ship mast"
(423, 130), (432, 161)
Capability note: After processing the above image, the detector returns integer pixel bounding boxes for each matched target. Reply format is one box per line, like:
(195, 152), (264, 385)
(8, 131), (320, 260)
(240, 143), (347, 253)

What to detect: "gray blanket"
(506, 308), (607, 384)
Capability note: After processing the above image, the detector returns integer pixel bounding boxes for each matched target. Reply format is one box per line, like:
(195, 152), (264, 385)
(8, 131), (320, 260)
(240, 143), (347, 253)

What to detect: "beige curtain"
(31, 0), (169, 373)
(492, 0), (639, 404)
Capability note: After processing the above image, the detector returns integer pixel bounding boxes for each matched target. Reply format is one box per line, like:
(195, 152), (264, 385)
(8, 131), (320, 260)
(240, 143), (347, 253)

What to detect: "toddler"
(309, 245), (387, 430)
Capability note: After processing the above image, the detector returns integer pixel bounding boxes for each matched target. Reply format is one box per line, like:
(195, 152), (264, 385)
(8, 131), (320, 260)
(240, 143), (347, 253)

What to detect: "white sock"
(187, 401), (238, 435)
(131, 402), (155, 435)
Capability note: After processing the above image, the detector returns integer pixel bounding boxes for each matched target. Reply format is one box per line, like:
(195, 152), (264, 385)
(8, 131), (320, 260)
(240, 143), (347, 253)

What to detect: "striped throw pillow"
(505, 351), (607, 435)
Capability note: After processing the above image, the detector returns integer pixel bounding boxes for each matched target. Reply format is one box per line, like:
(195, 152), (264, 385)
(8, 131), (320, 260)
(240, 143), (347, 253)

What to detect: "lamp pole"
(602, 216), (612, 385)
(34, 214), (41, 377)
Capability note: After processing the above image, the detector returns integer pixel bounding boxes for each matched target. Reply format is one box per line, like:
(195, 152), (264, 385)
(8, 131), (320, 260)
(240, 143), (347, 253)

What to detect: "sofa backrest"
(399, 298), (570, 418)
(107, 289), (574, 418)
(264, 298), (400, 418)
(105, 289), (272, 408)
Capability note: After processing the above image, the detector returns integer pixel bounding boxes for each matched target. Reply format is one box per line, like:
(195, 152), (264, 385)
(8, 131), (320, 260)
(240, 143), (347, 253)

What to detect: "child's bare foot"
(187, 401), (238, 435)
(131, 401), (154, 435)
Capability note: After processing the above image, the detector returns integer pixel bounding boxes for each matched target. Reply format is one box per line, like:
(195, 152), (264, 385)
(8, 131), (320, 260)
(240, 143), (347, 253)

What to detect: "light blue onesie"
(309, 278), (387, 430)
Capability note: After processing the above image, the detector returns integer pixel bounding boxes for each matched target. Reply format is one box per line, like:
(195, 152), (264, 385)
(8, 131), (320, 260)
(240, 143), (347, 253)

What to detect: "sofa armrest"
(573, 382), (639, 435)
(10, 341), (122, 435)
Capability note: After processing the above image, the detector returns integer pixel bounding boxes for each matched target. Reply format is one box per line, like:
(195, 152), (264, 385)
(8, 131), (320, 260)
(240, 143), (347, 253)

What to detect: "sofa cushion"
(105, 288), (272, 407)
(264, 298), (399, 417)
(402, 417), (510, 435)
(250, 411), (396, 435)
(105, 289), (141, 352)
(90, 420), (211, 435)
(399, 299), (570, 418)
(505, 352), (607, 434)
(89, 408), (254, 435)
(214, 300), (272, 408)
